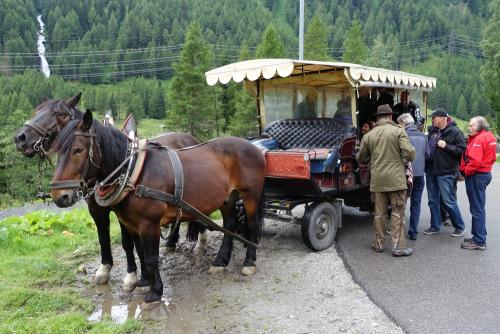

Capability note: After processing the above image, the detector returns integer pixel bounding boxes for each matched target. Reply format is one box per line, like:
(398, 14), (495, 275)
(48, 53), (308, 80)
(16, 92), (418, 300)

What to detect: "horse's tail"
(186, 221), (205, 241)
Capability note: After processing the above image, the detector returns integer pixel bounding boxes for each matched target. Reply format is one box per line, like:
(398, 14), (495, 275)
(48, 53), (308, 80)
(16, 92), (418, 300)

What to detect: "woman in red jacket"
(459, 116), (497, 250)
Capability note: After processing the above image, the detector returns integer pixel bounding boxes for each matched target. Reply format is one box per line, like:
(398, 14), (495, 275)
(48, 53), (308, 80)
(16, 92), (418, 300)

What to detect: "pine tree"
(256, 25), (286, 58)
(167, 21), (214, 140)
(304, 14), (329, 61)
(480, 0), (500, 130)
(366, 34), (390, 68)
(342, 20), (368, 64)
(227, 45), (258, 137)
(456, 95), (467, 119)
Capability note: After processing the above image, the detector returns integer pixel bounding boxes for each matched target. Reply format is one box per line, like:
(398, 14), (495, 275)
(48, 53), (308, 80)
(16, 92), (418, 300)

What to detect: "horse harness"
(134, 142), (258, 248)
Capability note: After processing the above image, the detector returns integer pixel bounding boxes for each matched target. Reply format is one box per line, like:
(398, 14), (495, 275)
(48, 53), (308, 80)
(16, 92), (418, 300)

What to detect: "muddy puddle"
(84, 233), (217, 332)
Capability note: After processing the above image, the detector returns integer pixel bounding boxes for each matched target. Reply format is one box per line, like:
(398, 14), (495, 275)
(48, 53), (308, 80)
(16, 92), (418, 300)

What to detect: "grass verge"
(0, 209), (142, 334)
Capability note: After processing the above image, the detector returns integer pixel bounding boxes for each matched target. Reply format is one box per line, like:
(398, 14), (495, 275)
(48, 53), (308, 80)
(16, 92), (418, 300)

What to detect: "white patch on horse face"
(122, 271), (138, 291)
(94, 264), (112, 284)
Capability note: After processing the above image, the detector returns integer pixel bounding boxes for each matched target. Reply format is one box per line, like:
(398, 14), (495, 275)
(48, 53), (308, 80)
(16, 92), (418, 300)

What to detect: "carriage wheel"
(301, 202), (338, 251)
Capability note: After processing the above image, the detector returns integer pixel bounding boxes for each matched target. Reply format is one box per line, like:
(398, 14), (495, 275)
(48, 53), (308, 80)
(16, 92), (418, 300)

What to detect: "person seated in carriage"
(295, 88), (318, 119)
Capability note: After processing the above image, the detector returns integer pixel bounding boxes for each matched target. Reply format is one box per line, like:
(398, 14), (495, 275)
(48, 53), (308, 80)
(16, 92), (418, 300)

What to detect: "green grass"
(0, 209), (142, 334)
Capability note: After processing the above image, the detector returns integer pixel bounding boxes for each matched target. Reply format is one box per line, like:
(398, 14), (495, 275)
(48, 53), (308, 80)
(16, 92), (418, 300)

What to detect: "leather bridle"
(49, 129), (102, 200)
(24, 104), (75, 157)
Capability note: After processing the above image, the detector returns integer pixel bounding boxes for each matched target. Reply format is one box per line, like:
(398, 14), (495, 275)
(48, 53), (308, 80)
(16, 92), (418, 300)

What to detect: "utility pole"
(299, 0), (304, 60)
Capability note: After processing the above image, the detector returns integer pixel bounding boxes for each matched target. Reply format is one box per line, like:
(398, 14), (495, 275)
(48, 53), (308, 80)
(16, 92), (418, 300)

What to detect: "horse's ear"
(66, 92), (82, 109)
(82, 109), (93, 130)
(122, 114), (137, 140)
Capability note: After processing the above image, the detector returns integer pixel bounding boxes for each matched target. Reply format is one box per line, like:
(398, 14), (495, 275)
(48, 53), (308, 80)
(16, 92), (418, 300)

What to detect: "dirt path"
(83, 219), (404, 334)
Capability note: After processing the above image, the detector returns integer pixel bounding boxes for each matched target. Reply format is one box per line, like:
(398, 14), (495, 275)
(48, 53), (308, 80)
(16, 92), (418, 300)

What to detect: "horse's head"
(50, 109), (101, 207)
(14, 93), (82, 157)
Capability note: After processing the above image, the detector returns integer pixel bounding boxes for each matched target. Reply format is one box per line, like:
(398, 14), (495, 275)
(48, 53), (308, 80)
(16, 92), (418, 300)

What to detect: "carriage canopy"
(205, 59), (436, 91)
(205, 59), (437, 132)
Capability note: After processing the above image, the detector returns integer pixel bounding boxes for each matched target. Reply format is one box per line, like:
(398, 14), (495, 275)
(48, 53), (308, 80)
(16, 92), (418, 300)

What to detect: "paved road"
(337, 164), (500, 334)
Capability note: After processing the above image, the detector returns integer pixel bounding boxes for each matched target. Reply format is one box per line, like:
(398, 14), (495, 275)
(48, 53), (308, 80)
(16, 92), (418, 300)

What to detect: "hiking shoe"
(451, 228), (466, 237)
(406, 234), (417, 241)
(392, 247), (414, 257)
(423, 227), (440, 235)
(371, 245), (384, 253)
(461, 240), (485, 250)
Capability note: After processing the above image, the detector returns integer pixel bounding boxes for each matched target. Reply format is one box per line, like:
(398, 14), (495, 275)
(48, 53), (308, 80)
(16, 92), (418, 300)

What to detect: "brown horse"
(13, 93), (202, 290)
(50, 110), (266, 304)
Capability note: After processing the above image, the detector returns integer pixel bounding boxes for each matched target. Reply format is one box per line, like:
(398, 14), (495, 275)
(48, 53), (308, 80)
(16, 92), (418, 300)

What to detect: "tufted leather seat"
(263, 118), (356, 150)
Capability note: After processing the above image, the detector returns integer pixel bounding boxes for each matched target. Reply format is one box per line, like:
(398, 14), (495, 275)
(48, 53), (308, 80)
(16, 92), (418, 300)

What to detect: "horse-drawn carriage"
(14, 59), (436, 305)
(206, 59), (436, 251)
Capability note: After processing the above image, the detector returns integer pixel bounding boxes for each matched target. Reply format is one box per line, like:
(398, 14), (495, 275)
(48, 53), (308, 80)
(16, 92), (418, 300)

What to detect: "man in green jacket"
(358, 104), (416, 256)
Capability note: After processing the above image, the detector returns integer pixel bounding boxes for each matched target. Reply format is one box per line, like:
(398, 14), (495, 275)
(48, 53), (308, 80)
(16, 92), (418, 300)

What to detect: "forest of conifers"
(0, 0), (498, 203)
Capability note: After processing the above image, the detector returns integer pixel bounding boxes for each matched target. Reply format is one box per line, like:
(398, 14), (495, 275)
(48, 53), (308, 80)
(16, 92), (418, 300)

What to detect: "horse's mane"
(53, 119), (128, 176)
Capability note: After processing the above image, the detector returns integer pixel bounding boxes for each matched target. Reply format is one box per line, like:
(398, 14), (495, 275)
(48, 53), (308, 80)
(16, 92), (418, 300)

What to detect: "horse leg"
(88, 205), (113, 284)
(187, 221), (207, 250)
(133, 233), (151, 294)
(164, 223), (180, 252)
(208, 194), (238, 274)
(240, 194), (262, 276)
(120, 224), (138, 291)
(139, 222), (163, 304)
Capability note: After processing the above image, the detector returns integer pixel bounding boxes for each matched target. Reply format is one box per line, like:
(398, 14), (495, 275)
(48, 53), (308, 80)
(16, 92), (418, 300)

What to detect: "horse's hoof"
(94, 264), (112, 284)
(134, 286), (151, 295)
(241, 266), (256, 276)
(122, 272), (138, 291)
(140, 300), (161, 311)
(208, 265), (225, 274)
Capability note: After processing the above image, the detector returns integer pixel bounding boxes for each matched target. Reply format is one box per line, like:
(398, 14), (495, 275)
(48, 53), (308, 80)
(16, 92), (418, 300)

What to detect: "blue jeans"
(426, 173), (466, 231)
(465, 172), (492, 245)
(408, 176), (425, 236)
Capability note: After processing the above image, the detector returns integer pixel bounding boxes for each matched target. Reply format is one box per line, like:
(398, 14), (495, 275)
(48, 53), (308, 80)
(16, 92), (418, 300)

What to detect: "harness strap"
(50, 180), (87, 189)
(24, 120), (57, 138)
(167, 149), (184, 205)
(134, 185), (258, 248)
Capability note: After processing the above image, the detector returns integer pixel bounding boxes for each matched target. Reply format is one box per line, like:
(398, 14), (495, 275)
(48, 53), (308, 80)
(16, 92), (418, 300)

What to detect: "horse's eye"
(73, 146), (85, 154)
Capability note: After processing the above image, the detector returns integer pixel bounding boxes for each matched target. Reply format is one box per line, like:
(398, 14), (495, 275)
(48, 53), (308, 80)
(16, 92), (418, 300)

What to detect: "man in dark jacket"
(424, 108), (467, 236)
(397, 113), (426, 240)
(393, 91), (424, 128)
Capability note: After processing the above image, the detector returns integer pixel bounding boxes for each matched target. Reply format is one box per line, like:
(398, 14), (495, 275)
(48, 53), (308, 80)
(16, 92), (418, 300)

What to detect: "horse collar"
(94, 139), (148, 207)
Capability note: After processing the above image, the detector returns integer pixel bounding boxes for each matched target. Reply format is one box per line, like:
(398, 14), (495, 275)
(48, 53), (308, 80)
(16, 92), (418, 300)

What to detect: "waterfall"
(36, 15), (50, 78)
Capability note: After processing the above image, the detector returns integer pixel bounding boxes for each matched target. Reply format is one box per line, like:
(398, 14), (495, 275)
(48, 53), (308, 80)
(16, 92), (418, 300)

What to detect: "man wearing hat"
(358, 104), (416, 256)
(424, 108), (467, 237)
